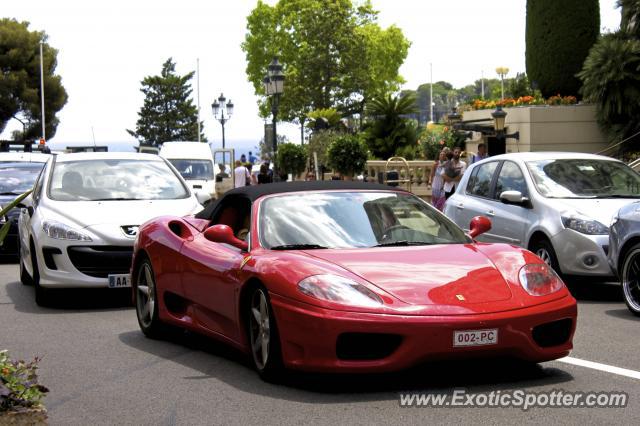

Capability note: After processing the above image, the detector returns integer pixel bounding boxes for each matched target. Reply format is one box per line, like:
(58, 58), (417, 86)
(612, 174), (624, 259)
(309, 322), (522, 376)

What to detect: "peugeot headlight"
(297, 274), (383, 308)
(561, 215), (608, 235)
(519, 263), (564, 296)
(43, 221), (92, 241)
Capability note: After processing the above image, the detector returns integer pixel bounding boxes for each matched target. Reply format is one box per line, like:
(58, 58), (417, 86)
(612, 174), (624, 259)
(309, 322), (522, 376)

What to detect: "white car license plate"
(108, 274), (131, 288)
(453, 328), (498, 347)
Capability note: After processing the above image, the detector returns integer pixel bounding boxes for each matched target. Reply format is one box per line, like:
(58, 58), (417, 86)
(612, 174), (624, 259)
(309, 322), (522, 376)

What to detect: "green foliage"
(276, 143), (308, 176)
(241, 0), (409, 124)
(306, 108), (344, 131)
(0, 350), (48, 412)
(525, 0), (599, 97)
(326, 134), (369, 177)
(0, 190), (32, 246)
(0, 19), (68, 141)
(578, 33), (640, 147)
(420, 125), (466, 160)
(508, 73), (533, 98)
(127, 58), (204, 146)
(363, 94), (419, 159)
(306, 130), (342, 167)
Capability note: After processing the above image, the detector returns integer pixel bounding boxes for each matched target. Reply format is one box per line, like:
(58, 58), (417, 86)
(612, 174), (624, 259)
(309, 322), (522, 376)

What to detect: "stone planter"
(0, 407), (48, 425)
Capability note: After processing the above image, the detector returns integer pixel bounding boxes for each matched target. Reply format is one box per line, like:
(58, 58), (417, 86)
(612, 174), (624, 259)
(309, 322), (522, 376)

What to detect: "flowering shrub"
(0, 350), (48, 413)
(419, 125), (466, 160)
(471, 94), (577, 110)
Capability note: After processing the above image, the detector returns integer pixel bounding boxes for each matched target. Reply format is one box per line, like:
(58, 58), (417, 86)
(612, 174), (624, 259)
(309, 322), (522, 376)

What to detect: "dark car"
(608, 202), (640, 316)
(0, 162), (45, 258)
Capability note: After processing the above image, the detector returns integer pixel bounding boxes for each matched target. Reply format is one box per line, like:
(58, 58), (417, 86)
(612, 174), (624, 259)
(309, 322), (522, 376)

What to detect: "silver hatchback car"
(444, 152), (640, 278)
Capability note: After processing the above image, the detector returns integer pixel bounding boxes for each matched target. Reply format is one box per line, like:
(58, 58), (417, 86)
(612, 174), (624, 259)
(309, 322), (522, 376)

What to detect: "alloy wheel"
(622, 250), (640, 314)
(136, 263), (156, 328)
(536, 248), (552, 266)
(249, 289), (270, 370)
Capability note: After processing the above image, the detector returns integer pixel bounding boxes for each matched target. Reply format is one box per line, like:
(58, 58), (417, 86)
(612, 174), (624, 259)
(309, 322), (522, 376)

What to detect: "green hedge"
(525, 0), (599, 98)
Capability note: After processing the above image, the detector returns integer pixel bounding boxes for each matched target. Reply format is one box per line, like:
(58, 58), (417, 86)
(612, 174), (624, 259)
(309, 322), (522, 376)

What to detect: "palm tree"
(363, 94), (419, 160)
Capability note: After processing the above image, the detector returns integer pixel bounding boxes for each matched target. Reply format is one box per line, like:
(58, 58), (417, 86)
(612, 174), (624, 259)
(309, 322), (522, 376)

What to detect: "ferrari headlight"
(561, 215), (608, 235)
(42, 221), (92, 241)
(518, 263), (564, 296)
(297, 274), (383, 308)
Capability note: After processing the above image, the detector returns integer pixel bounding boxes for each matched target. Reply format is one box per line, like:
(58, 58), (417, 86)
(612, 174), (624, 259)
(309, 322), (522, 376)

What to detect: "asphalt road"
(1, 263), (639, 425)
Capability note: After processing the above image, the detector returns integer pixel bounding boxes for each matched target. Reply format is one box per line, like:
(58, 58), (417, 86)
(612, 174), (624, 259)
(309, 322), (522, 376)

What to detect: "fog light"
(583, 255), (598, 267)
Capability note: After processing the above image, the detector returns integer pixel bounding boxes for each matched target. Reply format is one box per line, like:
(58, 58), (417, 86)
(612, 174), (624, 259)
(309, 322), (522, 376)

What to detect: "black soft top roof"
(195, 180), (406, 219)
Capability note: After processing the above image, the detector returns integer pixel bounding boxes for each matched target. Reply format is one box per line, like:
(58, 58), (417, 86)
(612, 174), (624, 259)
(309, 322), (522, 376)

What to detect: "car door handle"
(456, 203), (464, 209)
(485, 210), (495, 217)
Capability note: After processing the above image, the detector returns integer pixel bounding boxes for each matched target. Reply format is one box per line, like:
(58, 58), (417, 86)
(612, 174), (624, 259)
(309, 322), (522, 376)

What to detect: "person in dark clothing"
(257, 164), (273, 184)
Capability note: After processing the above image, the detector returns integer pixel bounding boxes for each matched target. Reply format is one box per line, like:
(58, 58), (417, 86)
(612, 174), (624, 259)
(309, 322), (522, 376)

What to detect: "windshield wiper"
(592, 194), (640, 198)
(0, 191), (23, 196)
(372, 240), (434, 247)
(270, 244), (328, 250)
(90, 198), (144, 201)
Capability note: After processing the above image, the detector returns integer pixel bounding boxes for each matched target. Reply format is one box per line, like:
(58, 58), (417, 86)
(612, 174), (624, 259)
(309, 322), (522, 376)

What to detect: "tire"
(30, 240), (50, 307)
(530, 238), (561, 275)
(20, 259), (33, 286)
(134, 258), (172, 338)
(621, 245), (640, 316)
(247, 285), (283, 382)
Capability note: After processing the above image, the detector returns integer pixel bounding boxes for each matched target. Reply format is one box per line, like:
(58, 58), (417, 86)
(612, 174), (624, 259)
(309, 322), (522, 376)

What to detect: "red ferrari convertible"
(131, 181), (576, 380)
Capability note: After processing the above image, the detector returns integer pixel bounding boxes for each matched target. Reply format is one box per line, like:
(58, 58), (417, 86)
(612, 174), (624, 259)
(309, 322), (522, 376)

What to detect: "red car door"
(180, 229), (246, 341)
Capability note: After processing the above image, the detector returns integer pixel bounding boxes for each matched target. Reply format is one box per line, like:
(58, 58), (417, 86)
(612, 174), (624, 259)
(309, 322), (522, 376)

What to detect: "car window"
(494, 161), (528, 199)
(212, 196), (251, 240)
(48, 159), (189, 201)
(259, 192), (469, 249)
(526, 159), (640, 198)
(32, 164), (47, 206)
(465, 161), (499, 198)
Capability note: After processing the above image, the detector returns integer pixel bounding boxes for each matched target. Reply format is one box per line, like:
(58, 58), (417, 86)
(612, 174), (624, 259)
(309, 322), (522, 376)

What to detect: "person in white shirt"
(441, 146), (467, 199)
(233, 160), (250, 188)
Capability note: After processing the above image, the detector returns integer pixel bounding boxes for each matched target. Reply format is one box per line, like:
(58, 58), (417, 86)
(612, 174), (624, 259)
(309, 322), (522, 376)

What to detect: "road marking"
(557, 356), (640, 380)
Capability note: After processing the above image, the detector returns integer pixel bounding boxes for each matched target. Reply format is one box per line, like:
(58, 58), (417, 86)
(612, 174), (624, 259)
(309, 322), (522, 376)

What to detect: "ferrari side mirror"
(204, 224), (248, 251)
(469, 216), (491, 239)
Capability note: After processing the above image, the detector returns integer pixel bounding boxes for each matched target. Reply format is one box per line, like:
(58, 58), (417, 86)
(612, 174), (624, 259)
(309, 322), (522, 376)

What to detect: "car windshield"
(259, 192), (469, 249)
(168, 159), (214, 180)
(0, 163), (44, 195)
(49, 159), (189, 201)
(526, 159), (640, 199)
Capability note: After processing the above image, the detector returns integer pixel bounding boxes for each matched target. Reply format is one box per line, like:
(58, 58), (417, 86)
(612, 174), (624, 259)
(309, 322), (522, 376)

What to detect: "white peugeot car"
(18, 152), (206, 305)
(444, 152), (640, 279)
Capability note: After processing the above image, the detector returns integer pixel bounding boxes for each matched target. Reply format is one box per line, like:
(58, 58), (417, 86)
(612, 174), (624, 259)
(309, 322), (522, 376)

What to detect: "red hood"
(305, 244), (513, 306)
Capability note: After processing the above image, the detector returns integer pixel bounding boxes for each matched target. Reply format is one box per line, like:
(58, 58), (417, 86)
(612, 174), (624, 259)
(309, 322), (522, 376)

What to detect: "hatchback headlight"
(519, 263), (564, 296)
(561, 216), (608, 235)
(297, 274), (383, 308)
(43, 221), (92, 241)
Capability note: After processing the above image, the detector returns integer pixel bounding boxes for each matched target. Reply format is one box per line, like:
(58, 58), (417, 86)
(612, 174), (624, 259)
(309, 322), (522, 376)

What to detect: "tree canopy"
(0, 19), (67, 141)
(127, 58), (204, 145)
(579, 0), (640, 150)
(242, 0), (409, 125)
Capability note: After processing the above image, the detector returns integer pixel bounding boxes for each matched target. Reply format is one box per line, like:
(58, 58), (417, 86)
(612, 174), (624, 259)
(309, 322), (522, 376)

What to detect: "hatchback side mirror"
(469, 216), (492, 239)
(204, 224), (248, 251)
(500, 190), (530, 207)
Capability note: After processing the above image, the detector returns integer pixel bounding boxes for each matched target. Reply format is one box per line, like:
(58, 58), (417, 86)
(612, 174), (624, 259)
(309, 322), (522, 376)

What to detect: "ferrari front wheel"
(134, 258), (171, 338)
(248, 286), (282, 381)
(621, 245), (640, 316)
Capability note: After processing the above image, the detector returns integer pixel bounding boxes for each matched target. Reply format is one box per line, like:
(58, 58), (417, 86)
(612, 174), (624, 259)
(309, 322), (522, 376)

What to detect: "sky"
(1, 0), (622, 153)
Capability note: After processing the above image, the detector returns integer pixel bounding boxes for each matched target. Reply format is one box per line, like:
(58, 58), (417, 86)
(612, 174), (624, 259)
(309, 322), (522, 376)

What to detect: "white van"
(160, 142), (215, 203)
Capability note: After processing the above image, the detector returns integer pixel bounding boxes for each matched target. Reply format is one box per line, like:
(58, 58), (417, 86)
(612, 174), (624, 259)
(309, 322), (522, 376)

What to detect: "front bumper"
(551, 229), (614, 277)
(271, 294), (577, 373)
(34, 232), (134, 288)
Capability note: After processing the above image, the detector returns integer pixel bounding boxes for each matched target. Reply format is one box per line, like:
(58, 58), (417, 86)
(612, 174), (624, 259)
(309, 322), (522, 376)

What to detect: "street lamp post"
(490, 105), (519, 156)
(263, 57), (285, 178)
(211, 93), (234, 149)
(495, 66), (509, 100)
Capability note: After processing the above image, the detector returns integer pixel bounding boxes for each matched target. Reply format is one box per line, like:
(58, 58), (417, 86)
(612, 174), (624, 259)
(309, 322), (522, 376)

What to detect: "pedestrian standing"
(233, 160), (250, 188)
(442, 146), (466, 200)
(429, 149), (448, 211)
(470, 143), (488, 164)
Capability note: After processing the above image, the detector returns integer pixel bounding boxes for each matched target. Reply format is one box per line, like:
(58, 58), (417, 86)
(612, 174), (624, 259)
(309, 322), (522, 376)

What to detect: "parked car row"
(443, 152), (640, 315)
